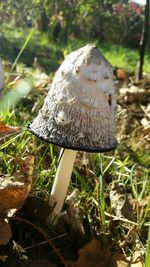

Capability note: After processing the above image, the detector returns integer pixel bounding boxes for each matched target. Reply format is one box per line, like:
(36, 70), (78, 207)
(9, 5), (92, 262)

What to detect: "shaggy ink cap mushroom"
(28, 44), (117, 223)
(28, 44), (117, 152)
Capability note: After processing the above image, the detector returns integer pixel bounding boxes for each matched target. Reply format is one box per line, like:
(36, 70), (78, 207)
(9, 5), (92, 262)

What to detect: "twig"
(14, 216), (67, 267)
(24, 233), (68, 250)
(105, 211), (140, 226)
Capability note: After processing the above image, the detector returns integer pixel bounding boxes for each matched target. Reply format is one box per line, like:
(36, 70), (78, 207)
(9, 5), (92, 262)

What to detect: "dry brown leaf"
(128, 251), (144, 267)
(0, 219), (12, 245)
(71, 239), (114, 267)
(71, 239), (144, 267)
(120, 225), (139, 248)
(116, 251), (144, 267)
(110, 186), (136, 222)
(0, 177), (31, 214)
(0, 121), (20, 140)
(64, 189), (84, 234)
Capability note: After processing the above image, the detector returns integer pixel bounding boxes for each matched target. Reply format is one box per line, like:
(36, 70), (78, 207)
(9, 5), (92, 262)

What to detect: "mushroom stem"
(49, 149), (77, 221)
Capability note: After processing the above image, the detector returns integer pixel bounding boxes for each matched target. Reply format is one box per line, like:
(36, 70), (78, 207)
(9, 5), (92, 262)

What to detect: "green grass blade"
(73, 168), (93, 194)
(10, 28), (35, 72)
(102, 156), (116, 175)
(129, 164), (138, 199)
(145, 225), (150, 267)
(99, 174), (106, 231)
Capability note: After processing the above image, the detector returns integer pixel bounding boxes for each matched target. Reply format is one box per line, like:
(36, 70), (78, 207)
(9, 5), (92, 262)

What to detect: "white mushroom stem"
(49, 149), (77, 221)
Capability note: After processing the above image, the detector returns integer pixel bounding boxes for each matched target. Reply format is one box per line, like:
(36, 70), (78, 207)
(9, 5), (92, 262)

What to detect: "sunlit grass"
(146, 225), (150, 267)
(1, 23), (150, 74)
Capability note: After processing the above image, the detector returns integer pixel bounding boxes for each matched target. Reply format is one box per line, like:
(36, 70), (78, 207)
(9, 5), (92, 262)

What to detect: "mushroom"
(28, 44), (117, 223)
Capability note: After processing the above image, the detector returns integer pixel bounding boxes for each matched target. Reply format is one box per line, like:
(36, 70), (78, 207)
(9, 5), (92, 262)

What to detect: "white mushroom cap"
(28, 44), (117, 152)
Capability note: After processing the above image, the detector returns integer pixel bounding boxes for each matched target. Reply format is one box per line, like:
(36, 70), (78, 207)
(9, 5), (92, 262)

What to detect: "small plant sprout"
(28, 44), (117, 224)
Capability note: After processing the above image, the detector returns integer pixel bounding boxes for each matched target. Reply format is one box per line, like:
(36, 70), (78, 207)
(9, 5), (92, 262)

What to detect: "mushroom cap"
(28, 44), (117, 152)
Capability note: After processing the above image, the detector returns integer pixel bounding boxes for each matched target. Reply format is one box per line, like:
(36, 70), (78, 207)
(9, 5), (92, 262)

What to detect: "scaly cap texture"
(28, 44), (117, 152)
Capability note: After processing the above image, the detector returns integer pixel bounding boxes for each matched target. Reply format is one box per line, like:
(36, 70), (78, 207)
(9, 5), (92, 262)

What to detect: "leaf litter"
(71, 239), (144, 267)
(0, 121), (21, 140)
(0, 70), (149, 266)
(0, 155), (34, 247)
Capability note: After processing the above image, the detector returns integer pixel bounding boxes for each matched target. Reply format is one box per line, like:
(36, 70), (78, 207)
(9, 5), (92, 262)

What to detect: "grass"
(146, 225), (150, 267)
(0, 102), (149, 263)
(0, 22), (150, 265)
(1, 23), (150, 74)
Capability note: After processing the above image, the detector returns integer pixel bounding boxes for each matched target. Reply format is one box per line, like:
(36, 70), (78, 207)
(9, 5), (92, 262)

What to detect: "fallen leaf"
(116, 251), (144, 267)
(0, 219), (12, 245)
(71, 239), (114, 267)
(71, 239), (144, 267)
(64, 189), (84, 234)
(0, 121), (20, 140)
(114, 68), (129, 82)
(129, 251), (144, 267)
(120, 225), (139, 248)
(0, 177), (31, 214)
(110, 186), (136, 222)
